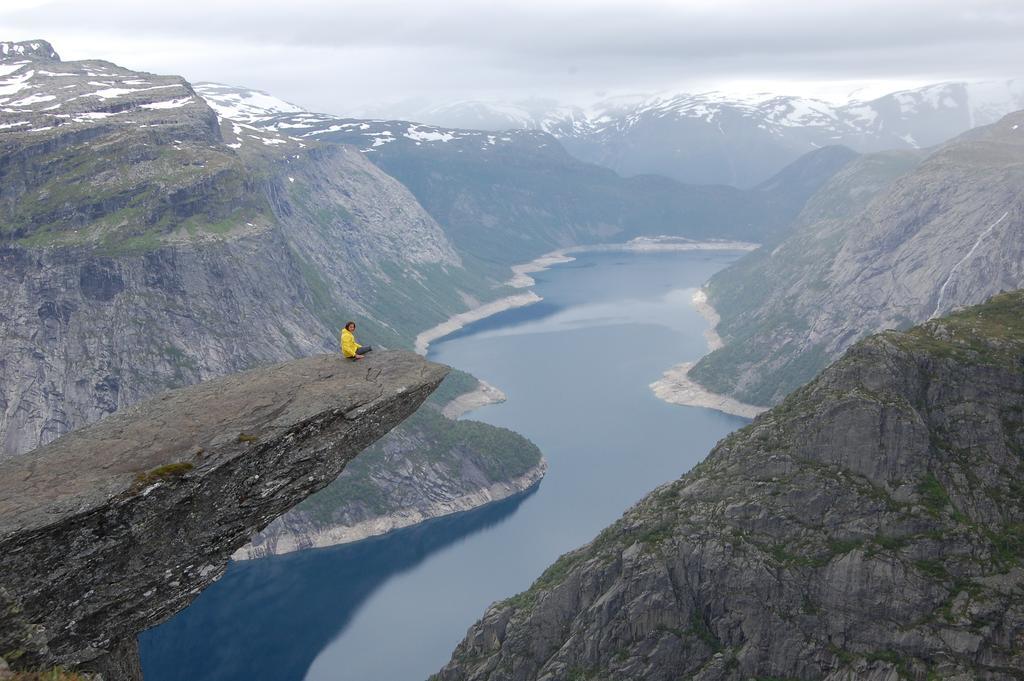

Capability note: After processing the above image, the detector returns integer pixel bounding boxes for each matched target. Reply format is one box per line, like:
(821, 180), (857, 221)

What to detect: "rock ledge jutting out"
(0, 351), (447, 679)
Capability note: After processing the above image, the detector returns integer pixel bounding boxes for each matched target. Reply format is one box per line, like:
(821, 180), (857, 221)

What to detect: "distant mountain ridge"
(195, 82), (858, 270)
(195, 82), (553, 155)
(379, 80), (1024, 186)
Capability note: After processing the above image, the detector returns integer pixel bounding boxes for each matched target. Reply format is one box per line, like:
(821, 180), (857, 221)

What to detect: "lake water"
(140, 250), (749, 681)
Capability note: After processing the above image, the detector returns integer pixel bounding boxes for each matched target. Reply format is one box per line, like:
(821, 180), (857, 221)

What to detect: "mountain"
(371, 97), (589, 135)
(196, 83), (858, 269)
(187, 82), (305, 122)
(689, 109), (1024, 406)
(0, 40), (548, 563)
(435, 291), (1024, 681)
(401, 80), (1024, 187)
(0, 40), (472, 454)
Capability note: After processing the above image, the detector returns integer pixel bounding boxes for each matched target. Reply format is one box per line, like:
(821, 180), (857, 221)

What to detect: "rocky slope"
(196, 83), (858, 269)
(403, 80), (1024, 187)
(435, 291), (1024, 681)
(690, 109), (1024, 406)
(0, 351), (447, 678)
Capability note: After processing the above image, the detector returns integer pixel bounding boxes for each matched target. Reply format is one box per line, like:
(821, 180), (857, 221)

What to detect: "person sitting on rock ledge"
(341, 321), (373, 360)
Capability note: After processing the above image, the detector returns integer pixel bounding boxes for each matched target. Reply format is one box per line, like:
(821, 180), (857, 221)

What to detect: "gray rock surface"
(435, 292), (1024, 681)
(0, 40), (59, 61)
(691, 109), (1024, 406)
(0, 43), (465, 458)
(0, 43), (553, 610)
(0, 351), (447, 676)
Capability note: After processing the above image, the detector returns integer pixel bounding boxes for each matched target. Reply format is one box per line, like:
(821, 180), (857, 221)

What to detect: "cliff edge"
(0, 351), (447, 678)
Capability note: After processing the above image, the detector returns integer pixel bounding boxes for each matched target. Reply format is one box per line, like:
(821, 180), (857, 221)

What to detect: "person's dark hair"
(344, 321), (356, 331)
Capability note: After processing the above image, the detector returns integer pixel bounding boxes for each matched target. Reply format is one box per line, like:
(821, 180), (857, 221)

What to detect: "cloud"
(2, 0), (1021, 116)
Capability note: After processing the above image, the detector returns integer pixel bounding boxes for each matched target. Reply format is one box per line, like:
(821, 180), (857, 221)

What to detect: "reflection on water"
(138, 486), (538, 681)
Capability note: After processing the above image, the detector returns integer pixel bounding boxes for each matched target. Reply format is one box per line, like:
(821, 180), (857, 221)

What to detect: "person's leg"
(355, 346), (373, 356)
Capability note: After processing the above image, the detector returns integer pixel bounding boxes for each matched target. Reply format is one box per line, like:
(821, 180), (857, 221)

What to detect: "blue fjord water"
(140, 250), (749, 681)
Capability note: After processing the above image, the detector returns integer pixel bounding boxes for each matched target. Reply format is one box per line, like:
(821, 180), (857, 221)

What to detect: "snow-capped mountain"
(401, 99), (590, 136)
(0, 40), (214, 138)
(195, 82), (854, 269)
(0, 52), (307, 158)
(192, 83), (306, 123)
(197, 81), (555, 157)
(386, 80), (1024, 186)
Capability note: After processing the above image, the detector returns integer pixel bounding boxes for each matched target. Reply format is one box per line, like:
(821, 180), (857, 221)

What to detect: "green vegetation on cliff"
(242, 367), (543, 555)
(886, 289), (1024, 363)
(7, 667), (95, 681)
(296, 404), (543, 523)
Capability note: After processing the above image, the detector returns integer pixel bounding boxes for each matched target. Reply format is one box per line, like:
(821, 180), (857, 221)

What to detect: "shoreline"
(649, 288), (767, 419)
(650, 361), (766, 419)
(417, 236), (760, 355)
(415, 291), (541, 355)
(507, 236), (761, 289)
(232, 459), (547, 560)
(442, 379), (507, 419)
(237, 245), (757, 562)
(239, 247), (759, 559)
(509, 253), (577, 288)
(692, 288), (724, 351)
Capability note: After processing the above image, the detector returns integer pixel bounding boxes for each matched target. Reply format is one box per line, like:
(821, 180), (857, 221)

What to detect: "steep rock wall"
(691, 111), (1024, 406)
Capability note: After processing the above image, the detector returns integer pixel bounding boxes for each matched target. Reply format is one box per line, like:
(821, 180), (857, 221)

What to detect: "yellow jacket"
(340, 328), (361, 358)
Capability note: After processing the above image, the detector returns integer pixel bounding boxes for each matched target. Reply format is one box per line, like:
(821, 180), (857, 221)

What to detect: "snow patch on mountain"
(8, 92), (54, 107)
(405, 125), (456, 142)
(194, 82), (306, 123)
(140, 97), (194, 110)
(195, 83), (555, 156)
(0, 70), (34, 97)
(0, 40), (59, 62)
(88, 84), (181, 100)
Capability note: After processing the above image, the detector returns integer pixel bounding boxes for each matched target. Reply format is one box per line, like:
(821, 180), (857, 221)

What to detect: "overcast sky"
(2, 0), (1022, 117)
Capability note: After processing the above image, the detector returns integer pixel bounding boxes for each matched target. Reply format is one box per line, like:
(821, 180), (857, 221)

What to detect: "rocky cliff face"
(0, 42), (552, 621)
(0, 42), (552, 631)
(0, 351), (447, 678)
(690, 109), (1024, 406)
(435, 292), (1024, 681)
(0, 42), (471, 457)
